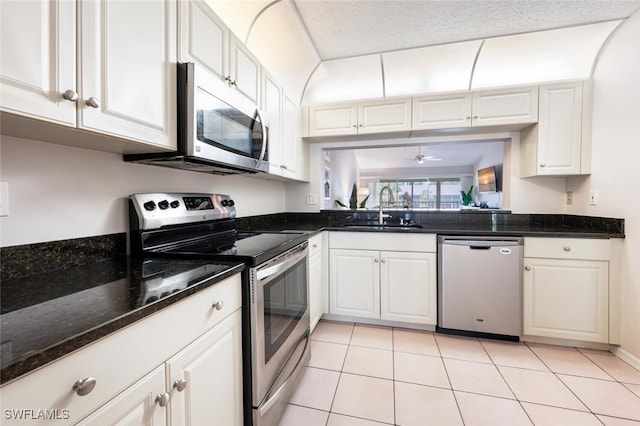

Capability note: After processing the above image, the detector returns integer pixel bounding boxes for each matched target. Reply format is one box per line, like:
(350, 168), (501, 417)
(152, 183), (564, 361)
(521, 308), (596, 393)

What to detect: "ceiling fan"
(412, 146), (442, 164)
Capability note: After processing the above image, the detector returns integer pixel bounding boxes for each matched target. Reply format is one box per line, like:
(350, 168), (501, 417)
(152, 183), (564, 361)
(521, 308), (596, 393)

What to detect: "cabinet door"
(0, 0), (76, 125)
(178, 0), (228, 82)
(535, 82), (583, 175)
(262, 72), (283, 174)
(358, 98), (411, 134)
(166, 310), (243, 426)
(309, 251), (323, 331)
(79, 0), (176, 149)
(308, 103), (358, 137)
(523, 258), (609, 343)
(472, 87), (538, 126)
(282, 95), (300, 177)
(76, 366), (167, 426)
(412, 94), (472, 130)
(329, 249), (379, 318)
(229, 34), (260, 104)
(380, 252), (437, 325)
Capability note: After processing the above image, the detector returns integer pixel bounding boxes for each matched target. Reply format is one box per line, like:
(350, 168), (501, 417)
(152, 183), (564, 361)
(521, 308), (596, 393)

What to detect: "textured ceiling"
(293, 0), (640, 60)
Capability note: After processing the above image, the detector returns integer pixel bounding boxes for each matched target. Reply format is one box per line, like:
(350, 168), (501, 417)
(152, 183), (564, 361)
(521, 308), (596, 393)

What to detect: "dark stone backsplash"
(0, 233), (127, 281)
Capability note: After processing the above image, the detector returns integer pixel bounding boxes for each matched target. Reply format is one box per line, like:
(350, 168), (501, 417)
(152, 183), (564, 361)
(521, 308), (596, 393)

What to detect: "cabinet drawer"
(0, 273), (241, 425)
(524, 237), (610, 261)
(330, 232), (436, 252)
(308, 233), (323, 257)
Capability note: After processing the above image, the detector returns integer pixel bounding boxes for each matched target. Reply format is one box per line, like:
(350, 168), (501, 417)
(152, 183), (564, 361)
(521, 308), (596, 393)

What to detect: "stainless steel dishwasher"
(437, 236), (523, 340)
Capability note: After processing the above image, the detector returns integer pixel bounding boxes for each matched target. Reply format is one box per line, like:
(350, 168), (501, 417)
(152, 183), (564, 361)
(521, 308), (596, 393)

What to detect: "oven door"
(250, 242), (310, 421)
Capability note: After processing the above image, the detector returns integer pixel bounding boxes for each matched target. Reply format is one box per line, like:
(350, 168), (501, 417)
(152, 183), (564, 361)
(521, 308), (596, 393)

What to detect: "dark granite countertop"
(0, 256), (245, 384)
(236, 211), (625, 239)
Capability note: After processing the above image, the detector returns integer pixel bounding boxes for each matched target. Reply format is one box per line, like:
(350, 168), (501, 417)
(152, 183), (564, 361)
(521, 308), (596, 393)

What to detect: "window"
(374, 178), (462, 210)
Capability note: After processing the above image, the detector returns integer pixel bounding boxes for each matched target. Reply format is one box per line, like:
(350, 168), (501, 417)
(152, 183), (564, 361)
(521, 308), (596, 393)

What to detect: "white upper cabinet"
(412, 93), (472, 130)
(308, 98), (411, 137)
(178, 0), (229, 81)
(308, 103), (358, 137)
(1, 0), (177, 151)
(179, 0), (260, 104)
(471, 86), (538, 127)
(0, 0), (76, 126)
(229, 34), (260, 104)
(262, 72), (283, 174)
(357, 98), (412, 134)
(520, 81), (592, 176)
(79, 0), (176, 149)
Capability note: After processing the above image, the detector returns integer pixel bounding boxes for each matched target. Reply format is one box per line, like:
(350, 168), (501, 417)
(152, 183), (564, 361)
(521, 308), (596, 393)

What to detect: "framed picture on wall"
(323, 167), (331, 199)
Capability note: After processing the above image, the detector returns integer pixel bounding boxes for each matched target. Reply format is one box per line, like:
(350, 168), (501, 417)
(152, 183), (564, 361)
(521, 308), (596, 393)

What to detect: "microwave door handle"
(255, 108), (267, 169)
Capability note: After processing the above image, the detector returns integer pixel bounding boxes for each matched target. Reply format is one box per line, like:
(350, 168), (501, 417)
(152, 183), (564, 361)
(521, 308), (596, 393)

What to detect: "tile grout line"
(433, 333), (467, 425)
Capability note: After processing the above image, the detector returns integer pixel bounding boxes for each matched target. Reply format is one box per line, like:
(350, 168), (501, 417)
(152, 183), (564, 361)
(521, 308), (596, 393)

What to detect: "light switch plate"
(0, 182), (9, 216)
(589, 189), (598, 206)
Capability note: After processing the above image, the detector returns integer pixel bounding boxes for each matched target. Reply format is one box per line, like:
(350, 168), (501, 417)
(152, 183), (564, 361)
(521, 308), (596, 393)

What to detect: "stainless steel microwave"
(124, 62), (269, 175)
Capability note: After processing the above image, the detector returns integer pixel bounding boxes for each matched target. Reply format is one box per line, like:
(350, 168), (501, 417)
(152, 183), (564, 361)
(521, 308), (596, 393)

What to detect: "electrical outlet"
(566, 191), (573, 205)
(0, 182), (9, 216)
(306, 194), (317, 205)
(589, 190), (598, 206)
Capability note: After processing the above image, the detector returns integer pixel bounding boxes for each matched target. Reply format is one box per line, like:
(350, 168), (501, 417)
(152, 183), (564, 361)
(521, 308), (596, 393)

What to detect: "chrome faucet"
(378, 186), (395, 224)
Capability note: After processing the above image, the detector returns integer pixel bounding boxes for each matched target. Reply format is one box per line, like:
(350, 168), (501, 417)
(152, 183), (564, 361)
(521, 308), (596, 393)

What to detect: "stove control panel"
(130, 193), (236, 230)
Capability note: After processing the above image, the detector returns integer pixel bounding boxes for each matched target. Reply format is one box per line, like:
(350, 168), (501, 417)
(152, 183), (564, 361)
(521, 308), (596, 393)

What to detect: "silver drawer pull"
(155, 392), (170, 407)
(525, 266), (531, 271)
(563, 246), (571, 252)
(212, 300), (224, 311)
(73, 377), (97, 396)
(173, 379), (188, 392)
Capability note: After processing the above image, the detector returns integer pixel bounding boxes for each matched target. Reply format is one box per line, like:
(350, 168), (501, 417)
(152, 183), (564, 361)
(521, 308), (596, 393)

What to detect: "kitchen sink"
(344, 222), (423, 230)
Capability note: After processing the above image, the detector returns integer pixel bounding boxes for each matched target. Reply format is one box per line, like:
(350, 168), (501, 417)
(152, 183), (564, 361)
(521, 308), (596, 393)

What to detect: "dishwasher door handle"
(469, 246), (491, 250)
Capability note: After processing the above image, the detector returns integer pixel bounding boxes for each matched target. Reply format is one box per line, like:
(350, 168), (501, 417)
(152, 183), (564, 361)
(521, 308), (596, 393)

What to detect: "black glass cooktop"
(158, 231), (308, 266)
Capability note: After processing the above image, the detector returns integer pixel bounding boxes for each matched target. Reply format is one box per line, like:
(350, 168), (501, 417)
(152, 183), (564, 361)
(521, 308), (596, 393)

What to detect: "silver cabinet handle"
(374, 258), (379, 263)
(540, 164), (546, 167)
(525, 266), (531, 271)
(155, 392), (170, 407)
(173, 379), (188, 392)
(563, 246), (571, 252)
(73, 377), (97, 396)
(85, 97), (100, 108)
(312, 244), (318, 249)
(381, 259), (386, 263)
(212, 300), (224, 311)
(62, 89), (78, 102)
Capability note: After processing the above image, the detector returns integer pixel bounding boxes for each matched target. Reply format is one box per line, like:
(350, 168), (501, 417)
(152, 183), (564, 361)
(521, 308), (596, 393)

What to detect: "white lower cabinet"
(380, 251), (437, 324)
(329, 232), (437, 326)
(523, 237), (614, 344)
(77, 366), (168, 426)
(0, 273), (242, 426)
(166, 311), (243, 426)
(330, 249), (380, 319)
(309, 232), (327, 332)
(523, 258), (609, 343)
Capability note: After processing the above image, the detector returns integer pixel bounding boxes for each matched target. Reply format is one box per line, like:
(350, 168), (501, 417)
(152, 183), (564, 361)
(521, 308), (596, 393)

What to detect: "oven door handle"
(258, 331), (309, 415)
(255, 243), (307, 282)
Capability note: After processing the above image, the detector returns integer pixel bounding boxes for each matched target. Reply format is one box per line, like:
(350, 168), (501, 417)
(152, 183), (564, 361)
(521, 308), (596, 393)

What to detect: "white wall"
(324, 149), (359, 209)
(566, 11), (640, 362)
(0, 136), (286, 247)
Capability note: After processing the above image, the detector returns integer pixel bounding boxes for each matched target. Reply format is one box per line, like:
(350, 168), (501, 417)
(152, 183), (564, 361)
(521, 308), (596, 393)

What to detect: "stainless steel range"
(129, 192), (310, 426)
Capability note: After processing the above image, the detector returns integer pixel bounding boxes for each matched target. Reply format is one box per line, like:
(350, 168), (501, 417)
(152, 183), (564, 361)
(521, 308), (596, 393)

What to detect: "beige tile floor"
(280, 320), (640, 426)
